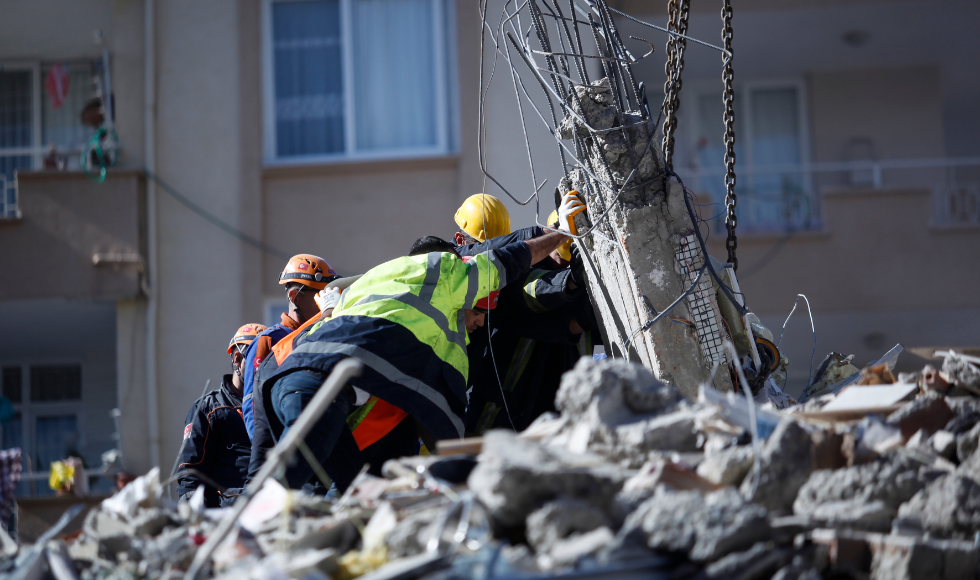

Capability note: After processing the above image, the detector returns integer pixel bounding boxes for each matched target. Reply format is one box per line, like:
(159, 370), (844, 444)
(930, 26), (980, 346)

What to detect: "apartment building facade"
(0, 0), (977, 490)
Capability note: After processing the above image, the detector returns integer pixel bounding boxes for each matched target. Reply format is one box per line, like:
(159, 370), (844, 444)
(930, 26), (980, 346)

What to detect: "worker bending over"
(244, 255), (340, 484)
(177, 324), (265, 507)
(254, 227), (574, 492)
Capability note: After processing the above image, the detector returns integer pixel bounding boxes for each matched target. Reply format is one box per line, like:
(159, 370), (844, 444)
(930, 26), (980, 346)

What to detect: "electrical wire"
(144, 169), (292, 261)
(778, 293), (817, 396)
(724, 341), (760, 501)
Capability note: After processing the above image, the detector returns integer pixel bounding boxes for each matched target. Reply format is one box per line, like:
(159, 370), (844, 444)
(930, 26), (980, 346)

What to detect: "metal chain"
(722, 0), (738, 271)
(662, 0), (689, 172)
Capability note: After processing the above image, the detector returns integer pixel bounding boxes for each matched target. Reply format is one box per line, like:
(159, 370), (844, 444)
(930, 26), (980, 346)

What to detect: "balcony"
(0, 169), (146, 301)
(676, 157), (980, 234)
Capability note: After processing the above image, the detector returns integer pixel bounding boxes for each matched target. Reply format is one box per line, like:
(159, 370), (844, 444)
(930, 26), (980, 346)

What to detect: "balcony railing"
(0, 144), (95, 219)
(675, 157), (980, 233)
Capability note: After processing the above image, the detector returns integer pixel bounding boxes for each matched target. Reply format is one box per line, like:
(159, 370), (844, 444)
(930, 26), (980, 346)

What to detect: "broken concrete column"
(556, 78), (732, 397)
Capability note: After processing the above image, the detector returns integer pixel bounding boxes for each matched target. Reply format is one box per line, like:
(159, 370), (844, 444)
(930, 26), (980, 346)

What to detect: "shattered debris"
(4, 348), (980, 580)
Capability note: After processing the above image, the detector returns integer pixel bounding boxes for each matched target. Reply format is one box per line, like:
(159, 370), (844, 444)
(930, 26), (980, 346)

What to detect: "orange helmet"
(278, 254), (338, 291)
(227, 323), (267, 354)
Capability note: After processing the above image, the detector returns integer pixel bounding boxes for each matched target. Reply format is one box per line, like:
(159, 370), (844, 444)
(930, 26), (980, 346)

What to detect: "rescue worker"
(454, 192), (598, 433)
(466, 207), (599, 433)
(244, 255), (340, 484)
(254, 226), (576, 492)
(176, 323), (266, 507)
(453, 193), (542, 252)
(243, 254), (340, 439)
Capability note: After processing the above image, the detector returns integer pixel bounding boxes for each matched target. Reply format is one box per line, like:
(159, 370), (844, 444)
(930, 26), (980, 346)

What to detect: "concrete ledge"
(262, 154), (459, 180)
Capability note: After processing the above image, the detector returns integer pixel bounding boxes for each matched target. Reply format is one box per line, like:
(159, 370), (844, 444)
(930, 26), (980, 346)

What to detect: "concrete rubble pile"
(6, 351), (980, 580)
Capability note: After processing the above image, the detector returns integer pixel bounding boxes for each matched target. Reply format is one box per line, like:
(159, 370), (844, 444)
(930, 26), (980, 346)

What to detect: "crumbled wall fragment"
(740, 419), (813, 513)
(618, 487), (770, 562)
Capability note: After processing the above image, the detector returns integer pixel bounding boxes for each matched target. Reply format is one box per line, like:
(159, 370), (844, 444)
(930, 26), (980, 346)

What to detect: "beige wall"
(0, 171), (144, 302)
(809, 65), (945, 163)
(262, 159), (461, 288)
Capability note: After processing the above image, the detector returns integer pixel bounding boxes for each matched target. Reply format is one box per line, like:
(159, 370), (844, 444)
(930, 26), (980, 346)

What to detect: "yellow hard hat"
(454, 194), (511, 243)
(547, 209), (573, 261)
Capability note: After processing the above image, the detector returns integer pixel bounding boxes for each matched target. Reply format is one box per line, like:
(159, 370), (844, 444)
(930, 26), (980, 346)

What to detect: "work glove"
(314, 287), (342, 313)
(557, 191), (586, 235)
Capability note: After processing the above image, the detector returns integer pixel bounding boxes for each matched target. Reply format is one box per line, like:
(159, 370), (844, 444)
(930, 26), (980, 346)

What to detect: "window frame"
(681, 77), (814, 231)
(682, 78), (811, 178)
(0, 360), (85, 476)
(261, 0), (458, 166)
(0, 61), (43, 168)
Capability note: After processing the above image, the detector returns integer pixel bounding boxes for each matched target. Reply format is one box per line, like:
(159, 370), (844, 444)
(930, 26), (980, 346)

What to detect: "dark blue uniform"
(176, 375), (250, 507)
(458, 229), (595, 434)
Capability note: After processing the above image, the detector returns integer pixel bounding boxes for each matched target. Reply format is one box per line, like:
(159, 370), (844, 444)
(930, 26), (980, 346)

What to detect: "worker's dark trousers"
(271, 370), (365, 492)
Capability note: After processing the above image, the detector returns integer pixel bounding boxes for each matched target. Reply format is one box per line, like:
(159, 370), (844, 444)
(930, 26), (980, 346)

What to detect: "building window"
(686, 82), (813, 232)
(2, 366), (22, 403)
(0, 363), (89, 496)
(35, 415), (80, 468)
(0, 62), (106, 218)
(263, 0), (456, 163)
(30, 364), (82, 401)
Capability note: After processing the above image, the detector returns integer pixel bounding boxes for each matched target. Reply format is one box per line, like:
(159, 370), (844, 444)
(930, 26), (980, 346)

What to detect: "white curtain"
(352, 0), (437, 151)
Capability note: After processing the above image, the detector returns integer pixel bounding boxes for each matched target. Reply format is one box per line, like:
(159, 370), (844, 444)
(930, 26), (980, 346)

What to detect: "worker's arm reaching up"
(523, 192), (586, 264)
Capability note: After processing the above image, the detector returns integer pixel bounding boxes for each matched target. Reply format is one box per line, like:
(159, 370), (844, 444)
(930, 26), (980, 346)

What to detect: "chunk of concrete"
(896, 475), (980, 539)
(956, 422), (980, 464)
(611, 407), (700, 455)
(696, 446), (753, 487)
(943, 353), (980, 392)
(740, 419), (813, 513)
(931, 430), (958, 460)
(468, 430), (625, 529)
(886, 393), (955, 440)
(811, 430), (846, 471)
(131, 508), (178, 537)
(541, 527), (615, 570)
(869, 534), (974, 580)
(810, 499), (896, 532)
(619, 487), (771, 562)
(704, 542), (790, 579)
(555, 358), (684, 426)
(525, 499), (609, 554)
(794, 455), (927, 516)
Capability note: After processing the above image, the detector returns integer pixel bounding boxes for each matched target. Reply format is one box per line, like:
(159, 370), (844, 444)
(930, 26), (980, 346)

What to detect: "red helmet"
(461, 256), (500, 310)
(279, 254), (338, 291)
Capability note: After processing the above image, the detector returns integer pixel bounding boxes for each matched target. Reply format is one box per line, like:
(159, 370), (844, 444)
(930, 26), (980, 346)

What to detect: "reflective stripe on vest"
(310, 252), (502, 381)
(290, 339), (466, 436)
(346, 396), (409, 450)
(522, 269), (550, 313)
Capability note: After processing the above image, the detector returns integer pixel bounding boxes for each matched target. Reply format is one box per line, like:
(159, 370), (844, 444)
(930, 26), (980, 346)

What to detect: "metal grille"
(676, 233), (728, 366)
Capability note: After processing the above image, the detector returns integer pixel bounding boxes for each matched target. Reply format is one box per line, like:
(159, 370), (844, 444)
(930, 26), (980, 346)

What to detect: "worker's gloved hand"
(314, 287), (342, 313)
(557, 191), (586, 235)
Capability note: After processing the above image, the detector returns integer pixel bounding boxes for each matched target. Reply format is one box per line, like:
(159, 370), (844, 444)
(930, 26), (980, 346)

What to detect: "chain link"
(722, 0), (738, 271)
(662, 0), (689, 172)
